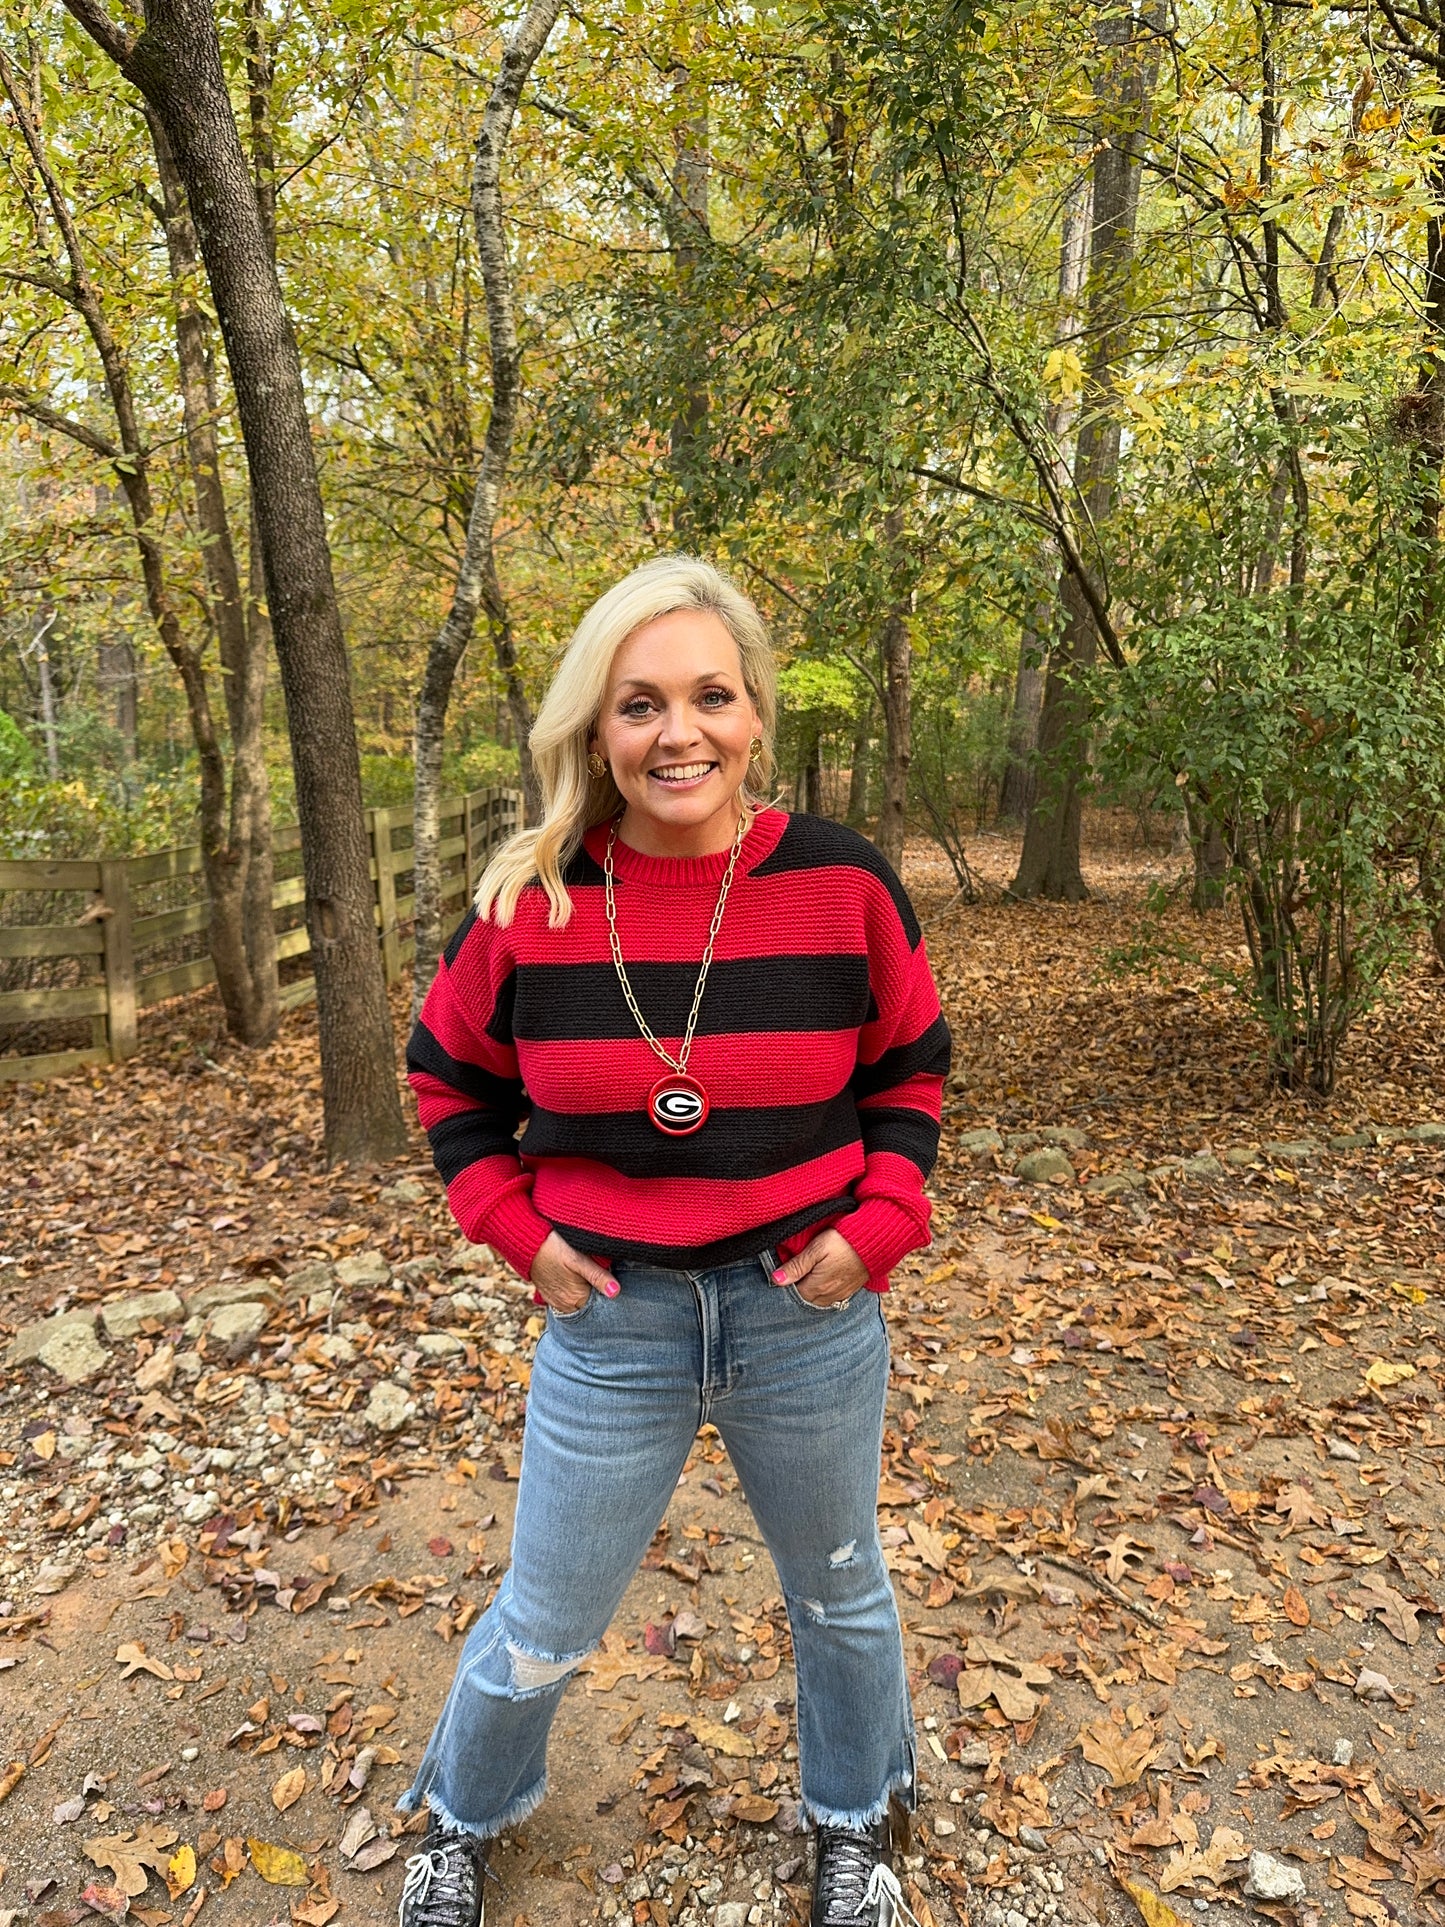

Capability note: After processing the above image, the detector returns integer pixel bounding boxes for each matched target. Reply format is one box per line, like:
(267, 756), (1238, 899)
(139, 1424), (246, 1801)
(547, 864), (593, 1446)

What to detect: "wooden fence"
(0, 786), (523, 1085)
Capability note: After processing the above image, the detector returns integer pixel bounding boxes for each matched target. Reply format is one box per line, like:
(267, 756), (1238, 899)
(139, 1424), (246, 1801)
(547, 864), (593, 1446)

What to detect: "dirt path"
(2, 828), (1442, 1927)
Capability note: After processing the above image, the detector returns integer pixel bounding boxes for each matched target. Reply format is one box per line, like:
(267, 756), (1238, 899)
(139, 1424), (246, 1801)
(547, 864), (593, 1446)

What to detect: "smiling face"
(592, 609), (763, 857)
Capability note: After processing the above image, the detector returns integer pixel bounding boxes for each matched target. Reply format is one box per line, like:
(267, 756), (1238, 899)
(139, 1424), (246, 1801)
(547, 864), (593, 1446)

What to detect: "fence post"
(372, 807), (401, 986)
(98, 857), (137, 1061)
(463, 789), (477, 899)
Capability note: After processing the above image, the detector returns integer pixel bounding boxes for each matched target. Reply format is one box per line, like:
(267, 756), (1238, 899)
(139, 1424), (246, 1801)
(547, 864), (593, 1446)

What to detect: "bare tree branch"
(0, 382), (121, 458)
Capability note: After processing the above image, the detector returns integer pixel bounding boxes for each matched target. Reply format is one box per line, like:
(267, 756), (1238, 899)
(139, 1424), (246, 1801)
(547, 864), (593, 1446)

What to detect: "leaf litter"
(0, 827), (1443, 1923)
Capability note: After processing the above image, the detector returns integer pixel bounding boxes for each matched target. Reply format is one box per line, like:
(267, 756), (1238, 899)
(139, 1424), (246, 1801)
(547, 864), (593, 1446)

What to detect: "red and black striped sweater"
(406, 808), (951, 1290)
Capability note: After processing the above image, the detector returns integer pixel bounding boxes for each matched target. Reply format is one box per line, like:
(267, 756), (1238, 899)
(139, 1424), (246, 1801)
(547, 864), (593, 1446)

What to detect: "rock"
(1353, 1668), (1395, 1700)
(1015, 1148), (1074, 1185)
(335, 1250), (391, 1290)
(715, 1905), (750, 1927)
(5, 1309), (97, 1369)
(1017, 1825), (1048, 1852)
(316, 1333), (358, 1367)
(284, 1261), (335, 1300)
(32, 1557), (78, 1595)
(305, 1291), (337, 1318)
(1086, 1170), (1143, 1199)
(186, 1277), (280, 1315)
(174, 1350), (203, 1383)
(207, 1300), (269, 1361)
(1037, 1126), (1088, 1150)
(1327, 1435), (1361, 1462)
(1224, 1145), (1260, 1166)
(1004, 1132), (1042, 1153)
(1242, 1851), (1306, 1904)
(364, 1380), (415, 1432)
(1177, 1153), (1223, 1179)
(1331, 1738), (1354, 1766)
(38, 1322), (110, 1386)
(99, 1290), (185, 1341)
(1260, 1139), (1321, 1162)
(134, 1344), (176, 1393)
(379, 1179), (427, 1204)
(1328, 1132), (1375, 1150)
(416, 1332), (466, 1359)
(956, 1129), (1004, 1154)
(445, 1239), (495, 1272)
(955, 1740), (991, 1768)
(1408, 1121), (1445, 1143)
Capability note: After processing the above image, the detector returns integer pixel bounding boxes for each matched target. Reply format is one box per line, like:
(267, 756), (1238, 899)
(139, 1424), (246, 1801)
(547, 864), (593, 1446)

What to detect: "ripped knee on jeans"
(505, 1639), (591, 1693)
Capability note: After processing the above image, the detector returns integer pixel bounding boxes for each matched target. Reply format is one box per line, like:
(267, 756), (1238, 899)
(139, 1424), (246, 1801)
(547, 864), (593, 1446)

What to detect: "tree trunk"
(98, 636), (139, 760)
(875, 609), (911, 870)
(0, 47), (229, 923)
(1013, 572), (1092, 898)
(1012, 10), (1160, 901)
(796, 724), (823, 815)
(844, 706), (871, 828)
(1185, 793), (1229, 910)
(410, 0), (558, 1013)
(149, 110), (279, 1047)
(999, 161), (1090, 826)
(997, 618), (1045, 823)
(666, 68), (710, 521)
(34, 610), (61, 778)
(66, 0), (406, 1163)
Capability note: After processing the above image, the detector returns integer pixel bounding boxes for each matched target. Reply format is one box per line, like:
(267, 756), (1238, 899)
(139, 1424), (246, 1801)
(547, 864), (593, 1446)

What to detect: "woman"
(399, 556), (950, 1927)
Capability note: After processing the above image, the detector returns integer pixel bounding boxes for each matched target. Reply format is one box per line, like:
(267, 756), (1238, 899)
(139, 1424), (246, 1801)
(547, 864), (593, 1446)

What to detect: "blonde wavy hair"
(476, 555), (778, 928)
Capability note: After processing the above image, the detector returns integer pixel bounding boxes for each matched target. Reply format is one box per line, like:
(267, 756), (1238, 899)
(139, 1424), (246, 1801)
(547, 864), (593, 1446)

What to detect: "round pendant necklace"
(603, 809), (749, 1136)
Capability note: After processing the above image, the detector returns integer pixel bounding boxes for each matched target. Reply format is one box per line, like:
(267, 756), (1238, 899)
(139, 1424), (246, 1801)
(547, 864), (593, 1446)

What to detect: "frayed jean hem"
(801, 1765), (916, 1833)
(396, 1772), (547, 1842)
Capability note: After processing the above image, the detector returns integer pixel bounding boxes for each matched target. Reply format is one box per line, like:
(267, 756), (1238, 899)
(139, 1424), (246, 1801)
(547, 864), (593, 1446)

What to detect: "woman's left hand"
(771, 1229), (869, 1307)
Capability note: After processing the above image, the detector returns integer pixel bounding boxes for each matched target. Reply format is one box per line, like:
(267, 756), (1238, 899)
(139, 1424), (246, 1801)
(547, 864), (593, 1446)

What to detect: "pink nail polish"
(771, 1269), (787, 1284)
(604, 1281), (620, 1298)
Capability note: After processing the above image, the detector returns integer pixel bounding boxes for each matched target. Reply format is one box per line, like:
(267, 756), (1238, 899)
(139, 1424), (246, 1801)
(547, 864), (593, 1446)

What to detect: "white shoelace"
(398, 1847), (450, 1921)
(860, 1862), (922, 1927)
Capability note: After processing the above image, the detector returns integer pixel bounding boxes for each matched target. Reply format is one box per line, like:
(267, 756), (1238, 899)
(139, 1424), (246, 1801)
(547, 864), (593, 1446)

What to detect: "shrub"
(1096, 598), (1445, 1093)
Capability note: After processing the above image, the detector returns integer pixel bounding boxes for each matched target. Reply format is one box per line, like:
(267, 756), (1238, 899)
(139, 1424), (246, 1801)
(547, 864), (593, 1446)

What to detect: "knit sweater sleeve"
(405, 908), (553, 1282)
(836, 871), (951, 1284)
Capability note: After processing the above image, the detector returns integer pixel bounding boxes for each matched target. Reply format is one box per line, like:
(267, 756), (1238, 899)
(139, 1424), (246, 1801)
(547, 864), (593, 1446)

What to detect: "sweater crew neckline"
(585, 805), (788, 887)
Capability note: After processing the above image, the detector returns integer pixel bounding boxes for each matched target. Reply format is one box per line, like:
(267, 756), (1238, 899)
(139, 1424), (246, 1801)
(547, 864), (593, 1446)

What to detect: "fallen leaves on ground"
(6, 831), (1445, 1922)
(247, 1838), (309, 1885)
(271, 1766), (307, 1812)
(83, 1825), (178, 1898)
(1076, 1713), (1162, 1789)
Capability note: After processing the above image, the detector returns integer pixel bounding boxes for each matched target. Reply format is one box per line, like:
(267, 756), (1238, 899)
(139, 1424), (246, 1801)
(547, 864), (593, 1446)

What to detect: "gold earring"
(586, 751), (607, 778)
(748, 738), (764, 763)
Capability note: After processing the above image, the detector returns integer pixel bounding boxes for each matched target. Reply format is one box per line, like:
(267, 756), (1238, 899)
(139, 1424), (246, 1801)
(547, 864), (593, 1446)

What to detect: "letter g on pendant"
(648, 1074), (709, 1135)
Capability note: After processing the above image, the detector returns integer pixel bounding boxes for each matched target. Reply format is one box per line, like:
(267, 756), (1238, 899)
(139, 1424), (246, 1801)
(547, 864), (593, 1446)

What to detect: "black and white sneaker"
(810, 1816), (918, 1927)
(398, 1824), (492, 1927)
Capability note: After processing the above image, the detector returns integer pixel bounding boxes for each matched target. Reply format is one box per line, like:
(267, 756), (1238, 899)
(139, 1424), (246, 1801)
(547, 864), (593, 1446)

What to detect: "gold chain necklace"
(603, 809), (749, 1135)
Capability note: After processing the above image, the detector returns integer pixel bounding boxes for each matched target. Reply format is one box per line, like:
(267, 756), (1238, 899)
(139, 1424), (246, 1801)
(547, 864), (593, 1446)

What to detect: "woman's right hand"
(530, 1230), (619, 1314)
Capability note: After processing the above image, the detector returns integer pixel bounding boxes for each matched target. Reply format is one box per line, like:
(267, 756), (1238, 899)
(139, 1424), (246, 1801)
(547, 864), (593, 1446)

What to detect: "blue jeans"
(400, 1251), (915, 1836)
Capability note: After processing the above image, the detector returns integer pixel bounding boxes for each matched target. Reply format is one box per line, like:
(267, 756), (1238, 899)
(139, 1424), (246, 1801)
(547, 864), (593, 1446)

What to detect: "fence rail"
(0, 786), (523, 1085)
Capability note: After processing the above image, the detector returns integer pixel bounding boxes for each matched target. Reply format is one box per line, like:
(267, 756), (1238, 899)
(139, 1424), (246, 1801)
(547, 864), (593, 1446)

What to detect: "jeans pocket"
(787, 1283), (850, 1315)
(548, 1292), (595, 1324)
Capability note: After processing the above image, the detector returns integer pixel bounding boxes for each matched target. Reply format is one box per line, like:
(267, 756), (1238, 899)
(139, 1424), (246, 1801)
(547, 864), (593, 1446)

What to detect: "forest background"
(3, 0), (1445, 1150)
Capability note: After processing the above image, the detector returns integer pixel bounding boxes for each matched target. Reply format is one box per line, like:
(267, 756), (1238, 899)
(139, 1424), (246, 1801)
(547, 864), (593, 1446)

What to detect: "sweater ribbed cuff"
(445, 1163), (554, 1282)
(479, 1188), (555, 1282)
(836, 1197), (929, 1287)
